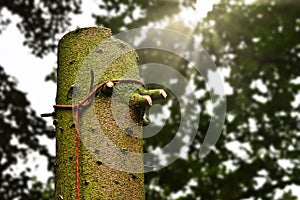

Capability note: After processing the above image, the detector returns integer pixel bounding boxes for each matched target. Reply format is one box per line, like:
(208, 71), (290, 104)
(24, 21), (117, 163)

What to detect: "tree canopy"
(0, 0), (81, 57)
(0, 66), (55, 199)
(94, 0), (300, 198)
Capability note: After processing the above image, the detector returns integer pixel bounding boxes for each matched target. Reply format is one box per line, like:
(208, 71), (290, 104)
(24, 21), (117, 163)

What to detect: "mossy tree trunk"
(54, 27), (146, 200)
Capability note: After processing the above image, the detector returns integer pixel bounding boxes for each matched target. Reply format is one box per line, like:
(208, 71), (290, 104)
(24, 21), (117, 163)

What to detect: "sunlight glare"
(245, 0), (256, 4)
(177, 0), (220, 29)
(196, 0), (221, 19)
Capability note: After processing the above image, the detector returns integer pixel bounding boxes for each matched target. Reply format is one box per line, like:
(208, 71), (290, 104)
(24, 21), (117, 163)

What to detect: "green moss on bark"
(55, 27), (145, 200)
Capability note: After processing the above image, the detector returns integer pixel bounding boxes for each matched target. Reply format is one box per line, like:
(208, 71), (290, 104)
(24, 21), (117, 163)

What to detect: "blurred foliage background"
(0, 0), (299, 199)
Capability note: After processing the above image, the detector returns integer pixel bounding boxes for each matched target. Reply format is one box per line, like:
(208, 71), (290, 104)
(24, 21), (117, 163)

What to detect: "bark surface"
(55, 27), (145, 200)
